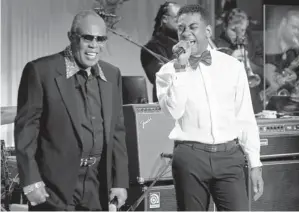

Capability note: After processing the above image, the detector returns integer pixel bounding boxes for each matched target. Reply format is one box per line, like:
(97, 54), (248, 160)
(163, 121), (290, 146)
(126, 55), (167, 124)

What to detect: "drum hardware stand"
(1, 141), (20, 211)
(1, 141), (11, 211)
(126, 153), (173, 211)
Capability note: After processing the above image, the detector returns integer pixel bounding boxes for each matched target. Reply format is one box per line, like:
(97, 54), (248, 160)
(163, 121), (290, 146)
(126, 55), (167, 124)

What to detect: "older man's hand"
(26, 186), (49, 206)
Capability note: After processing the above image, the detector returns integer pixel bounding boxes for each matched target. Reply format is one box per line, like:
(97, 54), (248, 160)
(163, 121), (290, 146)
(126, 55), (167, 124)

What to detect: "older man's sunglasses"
(78, 34), (108, 43)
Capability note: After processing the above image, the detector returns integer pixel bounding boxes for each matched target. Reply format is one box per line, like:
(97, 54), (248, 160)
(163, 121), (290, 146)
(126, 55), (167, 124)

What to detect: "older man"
(14, 10), (129, 211)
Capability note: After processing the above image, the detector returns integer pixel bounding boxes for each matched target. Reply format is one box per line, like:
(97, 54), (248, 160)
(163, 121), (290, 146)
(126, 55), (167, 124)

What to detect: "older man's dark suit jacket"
(14, 52), (129, 210)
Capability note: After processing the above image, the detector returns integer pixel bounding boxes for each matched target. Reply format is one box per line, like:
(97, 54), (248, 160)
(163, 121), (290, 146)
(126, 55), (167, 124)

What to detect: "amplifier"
(249, 158), (299, 211)
(123, 104), (175, 184)
(257, 117), (299, 159)
(123, 184), (216, 211)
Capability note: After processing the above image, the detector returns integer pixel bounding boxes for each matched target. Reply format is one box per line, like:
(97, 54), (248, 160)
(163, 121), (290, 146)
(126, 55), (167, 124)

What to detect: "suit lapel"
(55, 58), (83, 146)
(54, 56), (113, 145)
(96, 63), (113, 142)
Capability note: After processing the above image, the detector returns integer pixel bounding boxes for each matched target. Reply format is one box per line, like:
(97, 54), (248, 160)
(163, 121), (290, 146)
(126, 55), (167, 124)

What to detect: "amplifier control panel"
(135, 106), (162, 113)
(257, 117), (299, 136)
(125, 103), (163, 113)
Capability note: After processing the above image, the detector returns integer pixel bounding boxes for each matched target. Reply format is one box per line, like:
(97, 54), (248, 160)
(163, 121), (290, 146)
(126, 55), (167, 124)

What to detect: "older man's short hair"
(70, 10), (102, 34)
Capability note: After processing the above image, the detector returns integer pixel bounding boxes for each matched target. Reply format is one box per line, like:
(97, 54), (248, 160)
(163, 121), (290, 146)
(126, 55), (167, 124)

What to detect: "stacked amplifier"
(257, 117), (299, 159)
(251, 117), (299, 211)
(122, 103), (299, 211)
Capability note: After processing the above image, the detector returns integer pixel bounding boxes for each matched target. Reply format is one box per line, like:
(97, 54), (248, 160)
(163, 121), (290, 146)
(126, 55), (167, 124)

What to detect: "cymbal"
(1, 106), (17, 125)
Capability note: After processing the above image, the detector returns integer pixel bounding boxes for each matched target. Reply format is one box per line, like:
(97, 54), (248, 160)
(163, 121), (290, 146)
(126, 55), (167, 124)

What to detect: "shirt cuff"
(248, 153), (263, 168)
(23, 181), (45, 195)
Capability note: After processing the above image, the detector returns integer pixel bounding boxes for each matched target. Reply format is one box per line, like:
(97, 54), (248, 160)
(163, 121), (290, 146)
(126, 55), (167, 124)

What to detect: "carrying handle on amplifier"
(126, 159), (172, 211)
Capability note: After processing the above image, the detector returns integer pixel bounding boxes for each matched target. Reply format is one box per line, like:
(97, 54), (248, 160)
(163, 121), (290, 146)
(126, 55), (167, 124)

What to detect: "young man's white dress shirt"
(156, 49), (262, 168)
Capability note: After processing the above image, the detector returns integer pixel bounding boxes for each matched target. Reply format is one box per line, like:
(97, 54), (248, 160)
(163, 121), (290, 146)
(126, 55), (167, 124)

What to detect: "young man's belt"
(175, 138), (238, 153)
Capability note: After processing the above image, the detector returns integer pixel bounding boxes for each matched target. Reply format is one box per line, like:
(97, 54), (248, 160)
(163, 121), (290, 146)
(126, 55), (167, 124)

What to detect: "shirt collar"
(63, 46), (107, 81)
(207, 44), (212, 51)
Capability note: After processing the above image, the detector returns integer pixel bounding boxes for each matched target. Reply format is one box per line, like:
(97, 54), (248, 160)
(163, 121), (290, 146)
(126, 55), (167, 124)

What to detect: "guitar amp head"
(257, 117), (299, 159)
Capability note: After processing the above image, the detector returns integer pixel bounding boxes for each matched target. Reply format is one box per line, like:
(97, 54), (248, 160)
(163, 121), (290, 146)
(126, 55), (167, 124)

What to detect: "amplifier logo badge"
(260, 139), (268, 146)
(149, 192), (160, 208)
(141, 117), (152, 129)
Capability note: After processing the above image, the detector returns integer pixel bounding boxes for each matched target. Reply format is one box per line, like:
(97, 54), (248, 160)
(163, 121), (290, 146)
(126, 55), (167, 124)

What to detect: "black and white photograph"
(1, 0), (299, 211)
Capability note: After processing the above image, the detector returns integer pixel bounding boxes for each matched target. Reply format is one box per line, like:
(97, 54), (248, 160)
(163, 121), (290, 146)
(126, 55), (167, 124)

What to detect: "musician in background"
(214, 0), (237, 38)
(140, 1), (180, 102)
(264, 9), (299, 105)
(215, 8), (264, 113)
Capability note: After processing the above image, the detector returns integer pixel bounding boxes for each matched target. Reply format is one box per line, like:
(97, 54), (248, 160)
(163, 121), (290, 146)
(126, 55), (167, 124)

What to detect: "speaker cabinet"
(123, 104), (175, 184)
(249, 159), (299, 211)
(124, 184), (216, 211)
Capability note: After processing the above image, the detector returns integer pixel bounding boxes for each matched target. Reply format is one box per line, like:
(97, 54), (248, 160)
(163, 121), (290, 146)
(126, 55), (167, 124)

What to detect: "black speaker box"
(249, 158), (299, 211)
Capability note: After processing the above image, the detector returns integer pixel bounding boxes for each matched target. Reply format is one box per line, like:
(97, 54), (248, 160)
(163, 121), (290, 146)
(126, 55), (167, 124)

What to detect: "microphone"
(173, 47), (186, 58)
(173, 40), (192, 58)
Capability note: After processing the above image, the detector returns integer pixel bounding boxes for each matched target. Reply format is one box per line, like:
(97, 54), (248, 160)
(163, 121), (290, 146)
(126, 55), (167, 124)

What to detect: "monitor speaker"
(249, 158), (299, 211)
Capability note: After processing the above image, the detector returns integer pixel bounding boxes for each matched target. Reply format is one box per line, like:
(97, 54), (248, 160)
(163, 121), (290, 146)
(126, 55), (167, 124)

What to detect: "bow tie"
(188, 50), (212, 69)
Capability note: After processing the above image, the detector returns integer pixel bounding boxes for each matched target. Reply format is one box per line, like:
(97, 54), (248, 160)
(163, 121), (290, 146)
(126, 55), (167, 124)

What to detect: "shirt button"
(91, 116), (96, 120)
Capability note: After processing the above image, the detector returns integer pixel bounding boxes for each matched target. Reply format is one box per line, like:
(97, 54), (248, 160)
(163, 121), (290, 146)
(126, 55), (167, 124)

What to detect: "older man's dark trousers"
(172, 140), (249, 211)
(28, 158), (103, 211)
